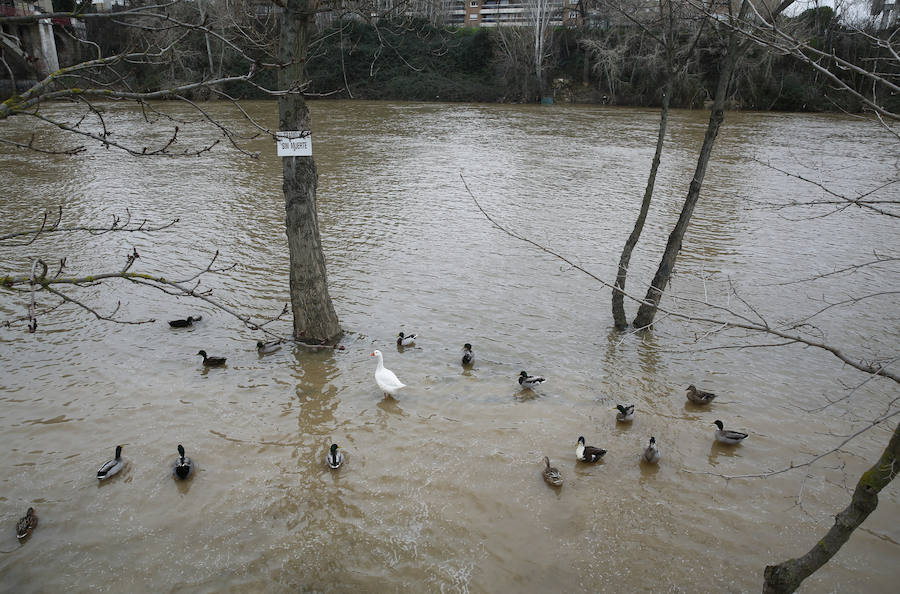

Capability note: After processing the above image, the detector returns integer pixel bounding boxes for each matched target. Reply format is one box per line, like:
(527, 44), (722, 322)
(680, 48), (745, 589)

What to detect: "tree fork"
(278, 0), (342, 343)
(631, 1), (749, 329)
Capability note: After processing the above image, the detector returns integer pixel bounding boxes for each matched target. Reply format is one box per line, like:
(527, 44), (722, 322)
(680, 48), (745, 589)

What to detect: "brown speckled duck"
(16, 507), (37, 540)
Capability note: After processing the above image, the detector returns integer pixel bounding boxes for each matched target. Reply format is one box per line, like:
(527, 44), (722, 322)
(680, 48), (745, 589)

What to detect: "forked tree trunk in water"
(631, 2), (750, 329)
(278, 0), (342, 342)
(763, 421), (900, 593)
(612, 77), (672, 329)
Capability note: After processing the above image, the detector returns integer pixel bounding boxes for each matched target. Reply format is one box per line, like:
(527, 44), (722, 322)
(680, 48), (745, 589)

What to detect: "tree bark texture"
(631, 2), (749, 329)
(612, 76), (672, 329)
(278, 0), (342, 342)
(763, 421), (900, 593)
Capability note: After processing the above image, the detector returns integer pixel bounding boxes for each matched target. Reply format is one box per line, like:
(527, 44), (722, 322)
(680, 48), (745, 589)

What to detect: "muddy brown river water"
(1, 100), (898, 592)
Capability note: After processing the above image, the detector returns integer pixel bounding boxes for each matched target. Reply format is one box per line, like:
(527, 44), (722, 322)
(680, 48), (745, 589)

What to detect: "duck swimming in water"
(518, 371), (546, 390)
(576, 436), (607, 463)
(256, 339), (283, 355)
(326, 444), (344, 469)
(542, 457), (563, 487)
(97, 445), (124, 480)
(615, 404), (635, 422)
(16, 507), (37, 540)
(713, 420), (748, 445)
(686, 385), (716, 404)
(198, 350), (226, 367)
(173, 444), (193, 480)
(461, 343), (474, 366)
(642, 437), (661, 464)
(397, 332), (417, 347)
(169, 315), (201, 328)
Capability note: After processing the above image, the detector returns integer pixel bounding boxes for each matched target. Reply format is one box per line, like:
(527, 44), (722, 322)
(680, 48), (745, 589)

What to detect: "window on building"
(469, 12), (478, 18)
(470, 0), (477, 6)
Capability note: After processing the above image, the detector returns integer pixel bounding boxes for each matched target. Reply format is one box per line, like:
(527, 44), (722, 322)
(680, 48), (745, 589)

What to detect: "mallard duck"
(256, 339), (283, 354)
(97, 445), (124, 480)
(326, 443), (344, 469)
(686, 384), (716, 404)
(461, 343), (474, 366)
(642, 436), (661, 464)
(518, 371), (546, 389)
(173, 444), (193, 480)
(198, 350), (226, 366)
(713, 420), (748, 444)
(372, 350), (406, 398)
(542, 456), (563, 487)
(615, 404), (635, 422)
(576, 436), (607, 462)
(169, 315), (201, 328)
(16, 507), (37, 540)
(397, 332), (417, 347)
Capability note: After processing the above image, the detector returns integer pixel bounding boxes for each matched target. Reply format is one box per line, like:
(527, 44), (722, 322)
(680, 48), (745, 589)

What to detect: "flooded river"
(1, 100), (897, 592)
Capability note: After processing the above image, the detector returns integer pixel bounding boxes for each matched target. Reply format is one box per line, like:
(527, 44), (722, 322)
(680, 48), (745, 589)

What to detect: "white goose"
(371, 350), (406, 398)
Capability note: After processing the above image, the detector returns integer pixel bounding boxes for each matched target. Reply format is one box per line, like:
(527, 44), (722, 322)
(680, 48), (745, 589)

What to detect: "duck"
(197, 350), (226, 366)
(371, 349), (406, 398)
(461, 343), (474, 366)
(686, 384), (716, 404)
(173, 444), (193, 480)
(576, 436), (607, 462)
(713, 420), (748, 444)
(256, 339), (283, 355)
(169, 315), (201, 328)
(643, 436), (661, 464)
(97, 445), (124, 480)
(542, 456), (563, 487)
(326, 443), (344, 469)
(397, 332), (417, 347)
(16, 507), (37, 540)
(615, 404), (635, 422)
(518, 371), (546, 389)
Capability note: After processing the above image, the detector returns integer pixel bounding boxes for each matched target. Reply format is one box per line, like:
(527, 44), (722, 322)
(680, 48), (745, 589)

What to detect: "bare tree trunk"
(278, 0), (342, 342)
(763, 421), (900, 593)
(198, 0), (216, 79)
(612, 75), (672, 329)
(632, 2), (749, 328)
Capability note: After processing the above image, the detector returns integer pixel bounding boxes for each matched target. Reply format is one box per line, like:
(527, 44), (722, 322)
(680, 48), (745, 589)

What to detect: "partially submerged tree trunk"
(612, 75), (672, 329)
(763, 421), (900, 593)
(278, 0), (342, 342)
(632, 1), (750, 329)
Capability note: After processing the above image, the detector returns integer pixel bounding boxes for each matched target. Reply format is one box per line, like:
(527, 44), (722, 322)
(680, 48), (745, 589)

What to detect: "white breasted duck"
(518, 371), (546, 390)
(169, 315), (201, 328)
(643, 436), (661, 464)
(97, 445), (124, 480)
(327, 444), (344, 469)
(174, 444), (193, 480)
(372, 350), (406, 398)
(198, 350), (226, 367)
(542, 456), (563, 487)
(686, 384), (717, 404)
(397, 332), (417, 347)
(256, 339), (284, 355)
(16, 507), (37, 540)
(615, 404), (635, 422)
(576, 436), (607, 462)
(461, 343), (474, 366)
(713, 420), (748, 444)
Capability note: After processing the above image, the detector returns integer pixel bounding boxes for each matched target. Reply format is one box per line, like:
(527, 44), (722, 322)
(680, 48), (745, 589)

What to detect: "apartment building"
(445, 0), (583, 28)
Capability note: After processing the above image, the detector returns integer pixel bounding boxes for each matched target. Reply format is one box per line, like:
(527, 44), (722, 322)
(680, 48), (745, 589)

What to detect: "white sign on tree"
(276, 131), (312, 156)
